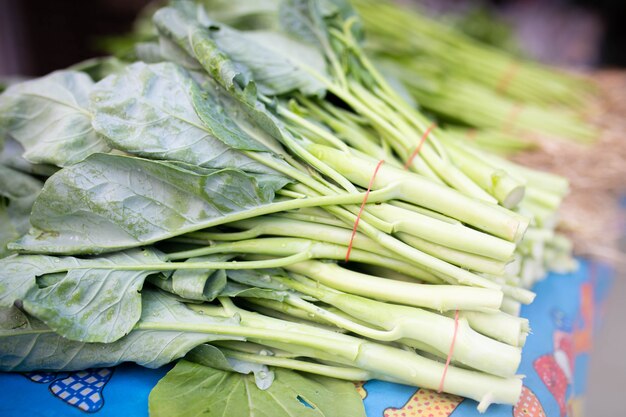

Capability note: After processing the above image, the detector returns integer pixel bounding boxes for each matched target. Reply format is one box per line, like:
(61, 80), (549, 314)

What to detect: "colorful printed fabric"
(0, 260), (612, 417)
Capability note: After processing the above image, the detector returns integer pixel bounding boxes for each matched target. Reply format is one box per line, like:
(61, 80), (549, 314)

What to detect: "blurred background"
(0, 0), (625, 416)
(1, 0), (626, 78)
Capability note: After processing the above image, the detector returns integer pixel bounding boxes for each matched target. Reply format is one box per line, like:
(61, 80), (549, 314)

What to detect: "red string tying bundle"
(438, 309), (460, 393)
(404, 123), (436, 170)
(496, 62), (520, 94)
(344, 159), (385, 262)
(504, 104), (524, 133)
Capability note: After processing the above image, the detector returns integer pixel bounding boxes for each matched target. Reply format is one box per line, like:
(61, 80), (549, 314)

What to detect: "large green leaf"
(10, 154), (289, 254)
(154, 7), (248, 94)
(149, 360), (366, 417)
(91, 62), (279, 173)
(153, 7), (305, 150)
(160, 6), (328, 96)
(0, 289), (242, 371)
(200, 21), (327, 96)
(0, 254), (86, 308)
(0, 71), (110, 166)
(21, 248), (164, 343)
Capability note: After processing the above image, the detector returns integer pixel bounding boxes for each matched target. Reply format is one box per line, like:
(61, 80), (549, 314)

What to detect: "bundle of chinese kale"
(0, 1), (575, 415)
(350, 0), (597, 153)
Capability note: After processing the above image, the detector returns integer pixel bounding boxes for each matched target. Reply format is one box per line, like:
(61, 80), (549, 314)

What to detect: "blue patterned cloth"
(0, 260), (612, 417)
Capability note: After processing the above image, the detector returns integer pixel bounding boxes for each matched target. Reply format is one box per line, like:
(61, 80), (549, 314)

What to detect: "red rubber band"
(504, 104), (524, 132)
(438, 309), (460, 393)
(345, 159), (385, 262)
(404, 123), (436, 170)
(496, 62), (520, 94)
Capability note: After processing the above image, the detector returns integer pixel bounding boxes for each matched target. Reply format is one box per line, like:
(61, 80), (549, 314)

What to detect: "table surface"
(0, 260), (612, 417)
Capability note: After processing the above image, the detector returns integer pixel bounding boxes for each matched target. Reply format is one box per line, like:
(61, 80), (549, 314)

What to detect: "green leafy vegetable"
(11, 153), (289, 254)
(0, 289), (241, 371)
(0, 0), (583, 413)
(0, 71), (110, 166)
(193, 9), (329, 96)
(21, 248), (164, 343)
(91, 62), (277, 170)
(149, 360), (366, 417)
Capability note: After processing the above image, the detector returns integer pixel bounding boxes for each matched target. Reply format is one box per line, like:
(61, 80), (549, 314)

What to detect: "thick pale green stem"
(455, 310), (530, 347)
(224, 306), (522, 407)
(367, 204), (516, 260)
(285, 260), (503, 312)
(354, 342), (522, 408)
(395, 232), (508, 275)
(189, 214), (512, 273)
(348, 81), (497, 203)
(308, 144), (529, 242)
(202, 216), (400, 259)
(280, 276), (521, 377)
(444, 141), (525, 208)
(323, 206), (506, 288)
(167, 237), (440, 282)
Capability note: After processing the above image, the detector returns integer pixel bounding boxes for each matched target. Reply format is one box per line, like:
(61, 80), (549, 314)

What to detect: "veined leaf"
(0, 71), (110, 166)
(157, 6), (328, 96)
(154, 7), (248, 93)
(153, 8), (302, 148)
(91, 62), (280, 174)
(21, 248), (164, 343)
(0, 254), (87, 308)
(10, 154), (290, 254)
(0, 289), (242, 372)
(202, 23), (328, 96)
(149, 360), (366, 417)
(0, 248), (164, 342)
